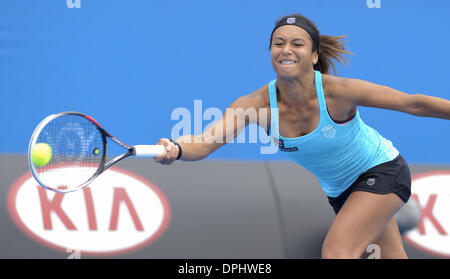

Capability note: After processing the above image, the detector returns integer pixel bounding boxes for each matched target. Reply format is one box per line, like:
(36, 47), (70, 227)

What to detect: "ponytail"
(315, 35), (351, 74)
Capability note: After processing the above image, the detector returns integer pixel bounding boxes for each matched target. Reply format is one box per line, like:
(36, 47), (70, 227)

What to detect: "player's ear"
(312, 50), (319, 66)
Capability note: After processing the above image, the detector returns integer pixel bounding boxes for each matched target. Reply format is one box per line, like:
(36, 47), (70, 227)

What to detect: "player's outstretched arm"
(329, 76), (450, 120)
(154, 85), (269, 165)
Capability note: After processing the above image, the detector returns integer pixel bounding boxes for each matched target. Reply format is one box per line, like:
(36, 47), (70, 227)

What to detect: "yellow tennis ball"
(32, 143), (53, 167)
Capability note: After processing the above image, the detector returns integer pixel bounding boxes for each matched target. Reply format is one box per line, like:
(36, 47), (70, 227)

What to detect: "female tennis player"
(154, 14), (450, 259)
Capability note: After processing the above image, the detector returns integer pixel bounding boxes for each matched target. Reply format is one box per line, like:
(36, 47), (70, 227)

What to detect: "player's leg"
(370, 216), (407, 259)
(321, 191), (405, 259)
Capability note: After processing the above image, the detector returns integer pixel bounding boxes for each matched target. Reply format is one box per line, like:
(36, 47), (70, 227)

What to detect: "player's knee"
(321, 241), (361, 259)
(321, 244), (346, 259)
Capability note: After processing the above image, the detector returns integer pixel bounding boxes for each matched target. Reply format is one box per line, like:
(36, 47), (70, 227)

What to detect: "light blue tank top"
(269, 71), (399, 197)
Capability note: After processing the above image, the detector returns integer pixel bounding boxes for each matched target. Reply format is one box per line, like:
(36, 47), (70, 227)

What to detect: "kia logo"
(404, 171), (450, 258)
(8, 167), (171, 255)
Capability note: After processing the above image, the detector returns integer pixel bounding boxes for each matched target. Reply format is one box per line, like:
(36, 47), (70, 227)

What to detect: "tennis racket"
(28, 111), (165, 193)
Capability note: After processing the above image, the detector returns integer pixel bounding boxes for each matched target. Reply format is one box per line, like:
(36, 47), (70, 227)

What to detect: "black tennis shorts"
(327, 154), (411, 215)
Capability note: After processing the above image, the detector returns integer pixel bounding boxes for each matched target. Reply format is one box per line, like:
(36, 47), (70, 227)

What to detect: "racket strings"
(33, 114), (104, 190)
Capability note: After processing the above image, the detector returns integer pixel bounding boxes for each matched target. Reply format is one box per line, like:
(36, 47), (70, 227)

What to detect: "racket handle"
(133, 145), (166, 157)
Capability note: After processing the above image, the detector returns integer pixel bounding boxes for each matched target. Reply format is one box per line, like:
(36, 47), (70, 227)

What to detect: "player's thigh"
(373, 216), (407, 259)
(322, 191), (405, 258)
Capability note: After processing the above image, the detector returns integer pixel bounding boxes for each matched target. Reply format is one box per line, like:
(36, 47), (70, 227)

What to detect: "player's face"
(270, 25), (318, 80)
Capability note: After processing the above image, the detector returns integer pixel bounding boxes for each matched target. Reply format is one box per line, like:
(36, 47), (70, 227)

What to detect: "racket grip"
(133, 145), (166, 157)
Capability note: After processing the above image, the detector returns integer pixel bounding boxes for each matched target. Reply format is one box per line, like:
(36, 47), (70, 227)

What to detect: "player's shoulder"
(322, 73), (361, 98)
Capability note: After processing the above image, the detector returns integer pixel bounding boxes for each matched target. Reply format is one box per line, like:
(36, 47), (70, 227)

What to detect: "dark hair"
(270, 14), (351, 74)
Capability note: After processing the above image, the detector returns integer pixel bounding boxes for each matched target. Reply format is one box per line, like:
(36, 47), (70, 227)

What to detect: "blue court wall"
(0, 0), (449, 164)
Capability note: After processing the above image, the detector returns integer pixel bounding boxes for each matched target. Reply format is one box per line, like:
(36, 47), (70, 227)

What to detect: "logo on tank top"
(273, 137), (298, 152)
(322, 125), (336, 138)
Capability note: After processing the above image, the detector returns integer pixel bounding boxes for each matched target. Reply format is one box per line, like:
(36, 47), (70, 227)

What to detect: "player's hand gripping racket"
(28, 111), (165, 193)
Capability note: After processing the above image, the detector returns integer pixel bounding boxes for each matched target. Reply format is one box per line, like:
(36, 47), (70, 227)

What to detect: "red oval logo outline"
(403, 170), (450, 258)
(7, 166), (171, 256)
